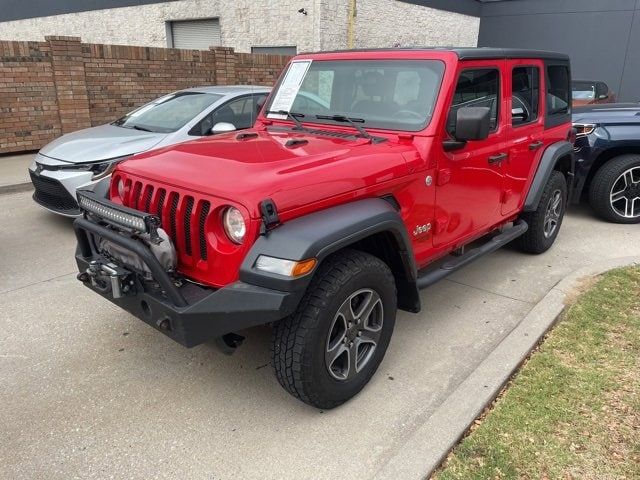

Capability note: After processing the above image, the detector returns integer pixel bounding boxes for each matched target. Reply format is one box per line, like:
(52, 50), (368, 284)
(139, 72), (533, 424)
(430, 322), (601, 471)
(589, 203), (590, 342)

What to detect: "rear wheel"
(517, 170), (567, 254)
(589, 154), (640, 224)
(271, 249), (397, 409)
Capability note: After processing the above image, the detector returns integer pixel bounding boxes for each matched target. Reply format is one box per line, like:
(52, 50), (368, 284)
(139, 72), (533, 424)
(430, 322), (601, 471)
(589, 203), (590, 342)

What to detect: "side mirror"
(443, 107), (491, 152)
(211, 122), (236, 134)
(454, 106), (491, 141)
(595, 82), (609, 100)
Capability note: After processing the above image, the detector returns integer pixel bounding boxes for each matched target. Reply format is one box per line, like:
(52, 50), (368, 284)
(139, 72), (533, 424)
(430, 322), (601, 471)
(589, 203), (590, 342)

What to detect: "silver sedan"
(29, 85), (270, 216)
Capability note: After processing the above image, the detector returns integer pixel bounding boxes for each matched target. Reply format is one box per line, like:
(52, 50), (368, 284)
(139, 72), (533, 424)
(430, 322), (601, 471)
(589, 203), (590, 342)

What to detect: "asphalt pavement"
(1, 189), (638, 480)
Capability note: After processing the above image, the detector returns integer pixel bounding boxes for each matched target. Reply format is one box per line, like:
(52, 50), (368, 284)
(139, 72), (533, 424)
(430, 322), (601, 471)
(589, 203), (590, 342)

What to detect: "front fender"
(239, 198), (420, 311)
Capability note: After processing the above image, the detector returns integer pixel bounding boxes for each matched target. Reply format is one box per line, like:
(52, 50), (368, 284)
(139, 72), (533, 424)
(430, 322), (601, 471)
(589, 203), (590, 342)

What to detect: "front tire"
(589, 154), (640, 224)
(271, 249), (397, 409)
(517, 170), (567, 254)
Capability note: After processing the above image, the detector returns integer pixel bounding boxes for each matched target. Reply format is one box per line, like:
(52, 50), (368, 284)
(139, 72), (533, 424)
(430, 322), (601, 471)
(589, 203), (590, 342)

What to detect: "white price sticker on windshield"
(267, 60), (312, 119)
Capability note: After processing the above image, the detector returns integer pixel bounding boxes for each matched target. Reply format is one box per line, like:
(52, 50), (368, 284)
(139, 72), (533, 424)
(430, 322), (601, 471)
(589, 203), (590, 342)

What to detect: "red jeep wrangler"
(74, 48), (574, 408)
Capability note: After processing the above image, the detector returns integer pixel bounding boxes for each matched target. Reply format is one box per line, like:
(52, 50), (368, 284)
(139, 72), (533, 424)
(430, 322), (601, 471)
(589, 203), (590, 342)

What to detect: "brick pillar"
(210, 47), (237, 85)
(46, 36), (91, 134)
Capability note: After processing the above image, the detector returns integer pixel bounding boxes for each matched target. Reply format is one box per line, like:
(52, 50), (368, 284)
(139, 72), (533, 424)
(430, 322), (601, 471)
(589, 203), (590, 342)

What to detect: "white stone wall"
(0, 0), (323, 52)
(351, 0), (479, 49)
(0, 0), (478, 52)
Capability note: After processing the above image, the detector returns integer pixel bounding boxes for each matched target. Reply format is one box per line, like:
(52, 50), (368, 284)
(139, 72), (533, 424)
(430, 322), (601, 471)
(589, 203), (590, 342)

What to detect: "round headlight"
(223, 207), (246, 244)
(117, 178), (125, 199)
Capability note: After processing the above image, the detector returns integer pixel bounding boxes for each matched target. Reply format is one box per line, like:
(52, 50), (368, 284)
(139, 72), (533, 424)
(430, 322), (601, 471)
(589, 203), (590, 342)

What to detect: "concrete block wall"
(319, 0), (479, 50)
(0, 0), (323, 53)
(0, 0), (478, 52)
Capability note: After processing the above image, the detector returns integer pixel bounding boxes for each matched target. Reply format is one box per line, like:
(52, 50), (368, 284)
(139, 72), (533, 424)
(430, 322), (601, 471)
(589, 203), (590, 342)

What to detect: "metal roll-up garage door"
(170, 19), (221, 50)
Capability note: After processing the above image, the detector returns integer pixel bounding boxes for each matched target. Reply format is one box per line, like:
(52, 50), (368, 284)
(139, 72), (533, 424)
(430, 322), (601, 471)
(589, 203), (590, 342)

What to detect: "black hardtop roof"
(307, 47), (569, 61)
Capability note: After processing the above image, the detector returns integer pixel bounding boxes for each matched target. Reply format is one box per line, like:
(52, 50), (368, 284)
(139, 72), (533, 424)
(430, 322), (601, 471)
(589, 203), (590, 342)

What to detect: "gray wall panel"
(619, 10), (640, 101)
(479, 0), (640, 102)
(482, 0), (636, 16)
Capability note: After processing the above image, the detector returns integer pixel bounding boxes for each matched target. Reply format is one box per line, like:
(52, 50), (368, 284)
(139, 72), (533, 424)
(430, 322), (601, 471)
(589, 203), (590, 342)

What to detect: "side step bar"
(416, 220), (528, 290)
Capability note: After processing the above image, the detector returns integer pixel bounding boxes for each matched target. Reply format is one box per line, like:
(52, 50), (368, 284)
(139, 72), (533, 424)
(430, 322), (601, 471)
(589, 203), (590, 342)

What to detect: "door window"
(448, 69), (500, 136)
(511, 66), (540, 126)
(193, 94), (267, 136)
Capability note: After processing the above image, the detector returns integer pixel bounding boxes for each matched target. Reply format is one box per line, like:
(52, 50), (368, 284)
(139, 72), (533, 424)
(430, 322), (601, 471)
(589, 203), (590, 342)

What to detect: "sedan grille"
(30, 170), (79, 214)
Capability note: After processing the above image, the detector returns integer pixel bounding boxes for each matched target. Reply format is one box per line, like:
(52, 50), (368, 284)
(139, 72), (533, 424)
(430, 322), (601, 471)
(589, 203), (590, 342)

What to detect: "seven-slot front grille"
(124, 180), (212, 264)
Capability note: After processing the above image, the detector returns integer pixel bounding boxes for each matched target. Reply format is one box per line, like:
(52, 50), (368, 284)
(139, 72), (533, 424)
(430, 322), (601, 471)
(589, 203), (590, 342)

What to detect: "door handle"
(529, 140), (544, 150)
(488, 153), (508, 164)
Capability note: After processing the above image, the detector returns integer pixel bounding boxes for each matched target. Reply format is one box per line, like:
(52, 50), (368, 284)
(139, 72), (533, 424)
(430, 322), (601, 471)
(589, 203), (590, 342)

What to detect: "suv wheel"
(517, 170), (567, 254)
(271, 249), (397, 409)
(589, 154), (640, 224)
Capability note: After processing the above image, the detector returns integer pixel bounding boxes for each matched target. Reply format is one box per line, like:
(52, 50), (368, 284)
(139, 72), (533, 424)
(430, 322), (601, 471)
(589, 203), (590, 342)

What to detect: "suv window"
(511, 66), (540, 126)
(546, 65), (570, 115)
(448, 68), (500, 135)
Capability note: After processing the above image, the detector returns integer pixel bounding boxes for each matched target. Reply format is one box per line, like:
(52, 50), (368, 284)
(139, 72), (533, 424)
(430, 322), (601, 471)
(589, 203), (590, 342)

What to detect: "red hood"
(117, 129), (420, 219)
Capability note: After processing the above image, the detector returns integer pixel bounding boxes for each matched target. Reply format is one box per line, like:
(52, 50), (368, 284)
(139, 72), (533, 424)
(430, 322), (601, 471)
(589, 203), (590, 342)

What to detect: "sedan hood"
(39, 124), (167, 163)
(118, 128), (419, 219)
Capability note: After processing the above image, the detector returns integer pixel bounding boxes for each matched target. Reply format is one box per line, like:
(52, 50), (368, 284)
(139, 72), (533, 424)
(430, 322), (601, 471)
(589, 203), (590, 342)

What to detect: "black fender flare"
(523, 140), (574, 212)
(240, 198), (421, 312)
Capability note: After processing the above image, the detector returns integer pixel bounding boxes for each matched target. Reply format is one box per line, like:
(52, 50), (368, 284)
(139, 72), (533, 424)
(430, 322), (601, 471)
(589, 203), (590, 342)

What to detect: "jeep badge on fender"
(74, 48), (574, 409)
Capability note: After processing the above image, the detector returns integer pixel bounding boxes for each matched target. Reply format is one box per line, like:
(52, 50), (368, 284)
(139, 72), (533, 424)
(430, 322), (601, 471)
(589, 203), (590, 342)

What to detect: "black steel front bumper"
(74, 217), (300, 348)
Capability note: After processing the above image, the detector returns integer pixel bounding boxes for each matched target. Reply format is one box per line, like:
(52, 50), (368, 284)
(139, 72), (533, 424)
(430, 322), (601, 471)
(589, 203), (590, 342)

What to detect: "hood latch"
(259, 198), (280, 235)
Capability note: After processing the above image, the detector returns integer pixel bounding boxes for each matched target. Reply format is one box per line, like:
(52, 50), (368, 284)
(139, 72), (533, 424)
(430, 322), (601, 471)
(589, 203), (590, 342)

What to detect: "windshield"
(572, 82), (596, 100)
(266, 59), (445, 131)
(113, 92), (222, 133)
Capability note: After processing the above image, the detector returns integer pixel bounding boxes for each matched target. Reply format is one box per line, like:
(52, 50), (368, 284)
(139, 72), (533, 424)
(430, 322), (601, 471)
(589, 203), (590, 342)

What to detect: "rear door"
(502, 59), (544, 215)
(433, 60), (507, 247)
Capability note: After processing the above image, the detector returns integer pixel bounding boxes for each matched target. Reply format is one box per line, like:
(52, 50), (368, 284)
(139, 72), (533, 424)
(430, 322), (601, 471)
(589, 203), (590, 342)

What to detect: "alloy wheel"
(325, 288), (383, 381)
(543, 189), (562, 238)
(610, 166), (640, 219)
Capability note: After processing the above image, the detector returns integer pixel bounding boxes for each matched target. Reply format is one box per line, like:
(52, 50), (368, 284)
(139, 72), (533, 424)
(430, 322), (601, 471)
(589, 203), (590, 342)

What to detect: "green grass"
(434, 266), (640, 480)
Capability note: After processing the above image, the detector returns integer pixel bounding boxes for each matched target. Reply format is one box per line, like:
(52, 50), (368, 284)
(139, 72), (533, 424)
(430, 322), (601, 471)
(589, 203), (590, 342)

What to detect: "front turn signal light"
(292, 258), (317, 277)
(255, 256), (317, 277)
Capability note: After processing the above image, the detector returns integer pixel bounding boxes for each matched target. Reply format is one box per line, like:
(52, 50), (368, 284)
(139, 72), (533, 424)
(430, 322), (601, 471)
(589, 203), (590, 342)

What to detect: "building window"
(251, 46), (297, 55)
(168, 19), (221, 50)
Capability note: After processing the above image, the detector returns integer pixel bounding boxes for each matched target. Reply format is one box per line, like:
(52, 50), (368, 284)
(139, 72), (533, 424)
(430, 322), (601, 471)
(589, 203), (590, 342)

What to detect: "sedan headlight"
(89, 161), (117, 180)
(223, 207), (246, 244)
(73, 155), (132, 180)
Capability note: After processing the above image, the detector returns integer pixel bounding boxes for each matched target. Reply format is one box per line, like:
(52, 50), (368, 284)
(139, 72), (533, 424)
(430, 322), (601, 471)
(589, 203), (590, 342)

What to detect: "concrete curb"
(374, 255), (640, 480)
(0, 182), (33, 195)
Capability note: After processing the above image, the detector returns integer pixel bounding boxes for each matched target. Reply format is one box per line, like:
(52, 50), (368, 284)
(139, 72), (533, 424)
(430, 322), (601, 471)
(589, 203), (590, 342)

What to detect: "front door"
(433, 61), (507, 247)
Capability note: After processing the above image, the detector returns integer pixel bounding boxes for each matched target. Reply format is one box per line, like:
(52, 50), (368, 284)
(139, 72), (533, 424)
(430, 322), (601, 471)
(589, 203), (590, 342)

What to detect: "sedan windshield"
(113, 92), (222, 133)
(266, 59), (445, 131)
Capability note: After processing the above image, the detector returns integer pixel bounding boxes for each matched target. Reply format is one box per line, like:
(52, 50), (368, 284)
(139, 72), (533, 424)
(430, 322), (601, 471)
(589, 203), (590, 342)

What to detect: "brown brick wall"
(0, 41), (61, 153)
(0, 37), (290, 155)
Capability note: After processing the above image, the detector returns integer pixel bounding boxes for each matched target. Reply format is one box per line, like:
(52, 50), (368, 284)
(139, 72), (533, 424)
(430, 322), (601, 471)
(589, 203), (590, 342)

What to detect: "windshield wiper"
(315, 114), (373, 141)
(132, 125), (153, 132)
(265, 110), (306, 130)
